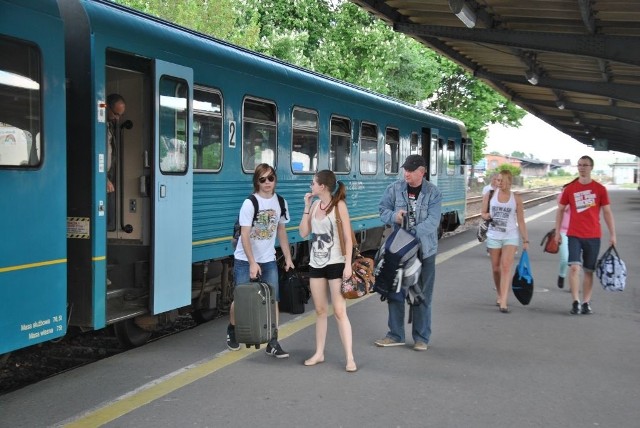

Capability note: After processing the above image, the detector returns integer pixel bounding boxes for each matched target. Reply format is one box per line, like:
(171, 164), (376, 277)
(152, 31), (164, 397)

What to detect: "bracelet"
(303, 212), (310, 215)
(523, 240), (529, 243)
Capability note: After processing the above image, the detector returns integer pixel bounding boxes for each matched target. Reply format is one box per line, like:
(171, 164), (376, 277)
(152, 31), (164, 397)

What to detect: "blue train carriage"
(59, 0), (470, 347)
(0, 0), (68, 360)
(58, 0), (471, 349)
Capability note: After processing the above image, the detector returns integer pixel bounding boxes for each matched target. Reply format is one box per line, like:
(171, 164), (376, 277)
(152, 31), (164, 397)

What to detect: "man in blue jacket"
(375, 154), (442, 351)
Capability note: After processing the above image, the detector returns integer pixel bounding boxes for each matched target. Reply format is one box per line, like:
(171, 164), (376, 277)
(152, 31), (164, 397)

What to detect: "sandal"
(304, 356), (325, 366)
(346, 360), (358, 372)
(499, 306), (510, 313)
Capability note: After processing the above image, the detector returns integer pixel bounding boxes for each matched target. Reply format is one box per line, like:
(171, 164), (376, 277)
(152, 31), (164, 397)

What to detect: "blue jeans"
(233, 259), (280, 301)
(567, 236), (600, 272)
(386, 254), (435, 344)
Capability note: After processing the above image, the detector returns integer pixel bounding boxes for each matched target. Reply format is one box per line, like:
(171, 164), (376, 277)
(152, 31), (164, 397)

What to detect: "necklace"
(319, 201), (329, 211)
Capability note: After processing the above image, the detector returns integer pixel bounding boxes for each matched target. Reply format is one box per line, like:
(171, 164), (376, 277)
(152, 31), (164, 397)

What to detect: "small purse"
(335, 206), (374, 299)
(540, 228), (559, 254)
(477, 189), (494, 243)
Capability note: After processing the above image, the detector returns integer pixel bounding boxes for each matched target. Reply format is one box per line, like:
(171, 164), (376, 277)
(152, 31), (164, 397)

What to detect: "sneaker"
(570, 300), (580, 315)
(581, 302), (593, 315)
(413, 341), (428, 351)
(557, 276), (564, 289)
(265, 340), (289, 358)
(226, 325), (239, 351)
(374, 337), (405, 347)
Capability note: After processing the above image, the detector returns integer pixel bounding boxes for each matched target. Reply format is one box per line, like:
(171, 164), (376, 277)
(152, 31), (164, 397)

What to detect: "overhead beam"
(510, 100), (640, 125)
(477, 71), (640, 105)
(394, 23), (640, 66)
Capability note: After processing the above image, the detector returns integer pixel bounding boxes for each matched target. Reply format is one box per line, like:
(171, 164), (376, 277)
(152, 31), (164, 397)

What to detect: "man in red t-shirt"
(554, 155), (617, 315)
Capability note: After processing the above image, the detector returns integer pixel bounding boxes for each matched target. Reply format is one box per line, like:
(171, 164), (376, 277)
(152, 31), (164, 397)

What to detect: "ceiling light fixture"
(449, 0), (477, 28)
(525, 69), (539, 85)
(555, 100), (565, 110)
(573, 117), (581, 125)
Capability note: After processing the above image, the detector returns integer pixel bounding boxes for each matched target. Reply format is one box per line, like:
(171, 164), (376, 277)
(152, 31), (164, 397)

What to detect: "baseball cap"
(401, 155), (426, 171)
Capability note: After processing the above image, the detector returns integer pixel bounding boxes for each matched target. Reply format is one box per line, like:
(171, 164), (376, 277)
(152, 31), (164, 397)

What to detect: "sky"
(484, 113), (634, 170)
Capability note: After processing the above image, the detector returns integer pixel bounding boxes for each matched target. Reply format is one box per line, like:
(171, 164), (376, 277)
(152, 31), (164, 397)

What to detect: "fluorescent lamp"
(525, 69), (539, 85)
(449, 0), (477, 28)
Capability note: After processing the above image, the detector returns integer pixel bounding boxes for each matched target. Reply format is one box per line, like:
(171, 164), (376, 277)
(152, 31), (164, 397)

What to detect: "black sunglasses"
(258, 175), (275, 184)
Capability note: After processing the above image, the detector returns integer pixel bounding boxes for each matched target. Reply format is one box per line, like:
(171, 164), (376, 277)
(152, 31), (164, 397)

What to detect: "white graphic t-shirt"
(233, 193), (289, 263)
(487, 191), (519, 240)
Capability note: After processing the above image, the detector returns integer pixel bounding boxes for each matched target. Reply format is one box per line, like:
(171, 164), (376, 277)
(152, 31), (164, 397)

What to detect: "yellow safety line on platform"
(61, 306), (336, 428)
(61, 204), (557, 427)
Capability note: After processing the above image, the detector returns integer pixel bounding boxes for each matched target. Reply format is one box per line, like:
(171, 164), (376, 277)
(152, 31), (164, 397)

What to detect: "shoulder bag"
(335, 205), (374, 299)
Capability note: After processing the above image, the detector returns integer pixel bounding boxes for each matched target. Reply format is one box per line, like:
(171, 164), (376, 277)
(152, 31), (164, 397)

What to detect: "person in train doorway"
(375, 154), (442, 351)
(226, 163), (295, 357)
(298, 170), (357, 372)
(106, 93), (126, 231)
(481, 170), (529, 313)
(554, 156), (617, 315)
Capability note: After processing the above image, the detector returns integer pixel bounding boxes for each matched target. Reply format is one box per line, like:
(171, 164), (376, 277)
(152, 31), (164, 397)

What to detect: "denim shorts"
(567, 236), (600, 272)
(233, 259), (280, 301)
(486, 237), (520, 249)
(308, 263), (345, 280)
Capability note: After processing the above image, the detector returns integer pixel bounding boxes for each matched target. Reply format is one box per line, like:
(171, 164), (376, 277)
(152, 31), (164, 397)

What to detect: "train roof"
(80, 0), (465, 133)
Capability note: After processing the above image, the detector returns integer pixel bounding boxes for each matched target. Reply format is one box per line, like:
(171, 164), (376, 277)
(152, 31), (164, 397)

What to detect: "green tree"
(114, 0), (525, 164)
(424, 60), (525, 164)
(511, 151), (526, 158)
(488, 164), (521, 177)
(112, 0), (261, 48)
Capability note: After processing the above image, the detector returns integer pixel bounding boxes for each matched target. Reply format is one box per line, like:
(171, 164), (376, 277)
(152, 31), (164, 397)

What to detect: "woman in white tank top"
(480, 170), (529, 313)
(298, 170), (357, 372)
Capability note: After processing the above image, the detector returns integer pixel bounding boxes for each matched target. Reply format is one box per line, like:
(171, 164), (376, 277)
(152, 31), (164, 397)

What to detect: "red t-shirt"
(559, 180), (610, 238)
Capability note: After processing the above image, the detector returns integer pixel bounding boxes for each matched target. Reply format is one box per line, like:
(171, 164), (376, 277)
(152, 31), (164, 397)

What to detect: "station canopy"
(352, 0), (640, 157)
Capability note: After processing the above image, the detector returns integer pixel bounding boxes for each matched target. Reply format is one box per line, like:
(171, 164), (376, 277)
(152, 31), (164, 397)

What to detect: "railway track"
(0, 186), (559, 396)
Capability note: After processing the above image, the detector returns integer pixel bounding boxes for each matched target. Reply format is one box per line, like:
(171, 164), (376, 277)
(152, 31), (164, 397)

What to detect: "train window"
(410, 132), (419, 154)
(330, 116), (351, 173)
(159, 77), (189, 173)
(0, 37), (41, 167)
(193, 87), (222, 172)
(461, 137), (473, 165)
(360, 122), (377, 174)
(437, 138), (444, 176)
(430, 134), (438, 176)
(242, 98), (277, 171)
(447, 140), (456, 175)
(384, 127), (400, 174)
(291, 107), (318, 173)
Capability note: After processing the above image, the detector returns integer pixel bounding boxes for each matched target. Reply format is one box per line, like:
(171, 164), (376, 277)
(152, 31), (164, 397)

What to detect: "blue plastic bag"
(512, 250), (534, 305)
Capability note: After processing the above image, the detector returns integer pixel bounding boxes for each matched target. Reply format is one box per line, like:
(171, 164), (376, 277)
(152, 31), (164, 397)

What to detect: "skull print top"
(309, 202), (346, 268)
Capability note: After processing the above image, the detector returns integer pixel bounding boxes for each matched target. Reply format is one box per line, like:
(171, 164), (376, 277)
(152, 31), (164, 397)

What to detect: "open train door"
(151, 60), (193, 314)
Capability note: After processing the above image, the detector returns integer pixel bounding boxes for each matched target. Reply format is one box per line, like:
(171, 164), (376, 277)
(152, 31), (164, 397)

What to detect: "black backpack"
(232, 194), (287, 247)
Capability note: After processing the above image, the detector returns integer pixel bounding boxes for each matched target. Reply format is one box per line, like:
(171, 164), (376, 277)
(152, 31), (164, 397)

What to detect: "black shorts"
(308, 263), (345, 280)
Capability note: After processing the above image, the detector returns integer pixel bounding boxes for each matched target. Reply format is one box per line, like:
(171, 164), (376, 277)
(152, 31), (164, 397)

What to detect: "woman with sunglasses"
(226, 164), (295, 358)
(298, 170), (357, 372)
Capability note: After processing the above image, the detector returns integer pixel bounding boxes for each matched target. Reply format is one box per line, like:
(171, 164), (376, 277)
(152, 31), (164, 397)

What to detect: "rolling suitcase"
(234, 280), (276, 349)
